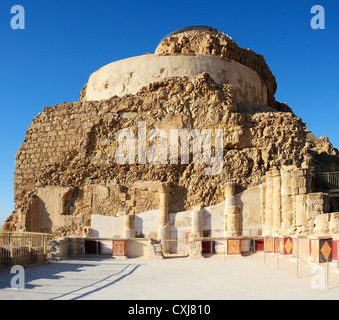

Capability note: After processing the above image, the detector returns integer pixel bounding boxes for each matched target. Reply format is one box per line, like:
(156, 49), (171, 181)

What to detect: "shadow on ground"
(0, 256), (142, 300)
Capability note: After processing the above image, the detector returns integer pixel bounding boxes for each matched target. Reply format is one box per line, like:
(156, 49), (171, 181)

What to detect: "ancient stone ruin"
(3, 26), (339, 260)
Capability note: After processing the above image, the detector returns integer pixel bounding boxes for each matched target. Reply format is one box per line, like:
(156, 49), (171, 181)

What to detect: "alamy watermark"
(9, 5), (325, 31)
(10, 5), (25, 30)
(114, 121), (223, 176)
(310, 265), (326, 290)
(310, 5), (325, 29)
(10, 265), (25, 289)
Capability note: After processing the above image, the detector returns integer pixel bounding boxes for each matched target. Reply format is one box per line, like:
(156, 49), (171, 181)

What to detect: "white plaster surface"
(229, 184), (263, 236)
(134, 210), (159, 238)
(84, 54), (268, 105)
(1, 255), (338, 300)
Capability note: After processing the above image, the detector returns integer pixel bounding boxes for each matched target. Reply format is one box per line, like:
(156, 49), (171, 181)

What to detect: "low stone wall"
(48, 237), (85, 261)
(48, 237), (162, 260)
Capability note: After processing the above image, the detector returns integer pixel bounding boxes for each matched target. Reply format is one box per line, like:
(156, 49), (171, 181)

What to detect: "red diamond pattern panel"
(279, 237), (292, 255)
(310, 238), (332, 263)
(112, 240), (127, 256)
(320, 239), (332, 262)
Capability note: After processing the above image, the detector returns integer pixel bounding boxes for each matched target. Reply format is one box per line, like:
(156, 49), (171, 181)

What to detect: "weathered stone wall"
(155, 30), (278, 109)
(4, 73), (338, 236)
(20, 182), (162, 235)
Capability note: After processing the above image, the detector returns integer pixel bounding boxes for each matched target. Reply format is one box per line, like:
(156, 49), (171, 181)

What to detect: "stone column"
(226, 206), (241, 237)
(224, 182), (237, 236)
(123, 213), (135, 238)
(191, 209), (202, 235)
(295, 194), (308, 234)
(280, 166), (294, 234)
(225, 182), (236, 207)
(158, 182), (170, 253)
(263, 171), (273, 236)
(292, 166), (309, 234)
(291, 167), (308, 196)
(188, 233), (203, 259)
(189, 206), (203, 259)
(272, 168), (281, 235)
(260, 182), (267, 235)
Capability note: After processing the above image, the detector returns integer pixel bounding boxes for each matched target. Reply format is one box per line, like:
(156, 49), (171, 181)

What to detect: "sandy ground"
(0, 253), (339, 300)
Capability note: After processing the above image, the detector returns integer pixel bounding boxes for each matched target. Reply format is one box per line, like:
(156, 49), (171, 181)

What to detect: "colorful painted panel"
(112, 240), (127, 256)
(285, 237), (293, 255)
(332, 240), (338, 261)
(320, 239), (332, 263)
(279, 238), (284, 255)
(255, 239), (264, 251)
(292, 238), (299, 258)
(227, 239), (241, 255)
(310, 238), (332, 263)
(310, 239), (319, 262)
(264, 237), (274, 253)
(274, 237), (280, 253)
(279, 237), (292, 255)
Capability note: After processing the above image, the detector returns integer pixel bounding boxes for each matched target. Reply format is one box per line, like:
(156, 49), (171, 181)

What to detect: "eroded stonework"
(3, 27), (339, 241)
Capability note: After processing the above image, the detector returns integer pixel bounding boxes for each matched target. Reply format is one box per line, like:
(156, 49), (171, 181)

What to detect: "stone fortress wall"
(4, 26), (339, 261)
(11, 74), (316, 236)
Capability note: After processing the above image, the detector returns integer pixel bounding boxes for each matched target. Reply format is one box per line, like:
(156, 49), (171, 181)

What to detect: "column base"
(189, 233), (203, 259)
(147, 242), (164, 260)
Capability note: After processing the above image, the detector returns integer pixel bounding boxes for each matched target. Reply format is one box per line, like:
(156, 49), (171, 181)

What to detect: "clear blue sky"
(0, 0), (338, 227)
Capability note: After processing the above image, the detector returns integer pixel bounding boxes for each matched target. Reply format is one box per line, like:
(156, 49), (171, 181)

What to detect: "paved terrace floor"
(0, 253), (339, 300)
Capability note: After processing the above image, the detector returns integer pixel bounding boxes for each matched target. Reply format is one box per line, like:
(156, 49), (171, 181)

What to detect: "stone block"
(308, 193), (325, 201)
(298, 187), (307, 194)
(329, 213), (339, 234)
(291, 169), (307, 177)
(313, 214), (330, 235)
(291, 177), (306, 189)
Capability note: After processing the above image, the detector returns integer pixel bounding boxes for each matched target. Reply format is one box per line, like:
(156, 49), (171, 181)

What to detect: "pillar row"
(158, 182), (170, 253)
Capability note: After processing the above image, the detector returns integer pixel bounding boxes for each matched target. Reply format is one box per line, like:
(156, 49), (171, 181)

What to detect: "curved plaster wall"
(84, 54), (268, 105)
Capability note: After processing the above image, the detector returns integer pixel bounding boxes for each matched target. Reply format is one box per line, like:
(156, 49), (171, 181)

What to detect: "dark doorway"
(85, 240), (100, 254)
